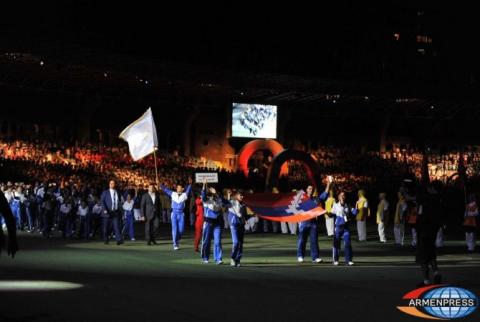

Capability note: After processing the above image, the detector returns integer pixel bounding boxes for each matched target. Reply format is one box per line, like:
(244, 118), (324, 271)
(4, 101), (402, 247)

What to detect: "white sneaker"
(216, 260), (223, 265)
(297, 257), (304, 263)
(313, 258), (323, 263)
(173, 246), (179, 250)
(130, 238), (136, 241)
(333, 261), (339, 266)
(348, 261), (354, 266)
(230, 259), (236, 266)
(202, 260), (209, 264)
(236, 262), (241, 267)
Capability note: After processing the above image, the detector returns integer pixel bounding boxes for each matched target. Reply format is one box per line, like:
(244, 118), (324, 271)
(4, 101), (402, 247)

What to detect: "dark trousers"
(102, 214), (122, 243)
(78, 216), (89, 239)
(62, 214), (75, 238)
(124, 214), (135, 240)
(42, 210), (53, 238)
(230, 224), (245, 262)
(90, 214), (102, 238)
(145, 214), (160, 242)
(25, 206), (34, 231)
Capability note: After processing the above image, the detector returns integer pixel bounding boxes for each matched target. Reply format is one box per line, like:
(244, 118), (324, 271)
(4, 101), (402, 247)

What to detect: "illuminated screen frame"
(231, 103), (278, 139)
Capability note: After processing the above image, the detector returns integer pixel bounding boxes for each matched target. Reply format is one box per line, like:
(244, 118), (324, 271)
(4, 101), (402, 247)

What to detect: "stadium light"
(0, 280), (84, 292)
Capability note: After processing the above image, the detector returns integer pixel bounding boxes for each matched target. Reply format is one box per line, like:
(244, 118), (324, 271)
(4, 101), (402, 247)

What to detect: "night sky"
(2, 2), (479, 84)
(1, 2), (480, 142)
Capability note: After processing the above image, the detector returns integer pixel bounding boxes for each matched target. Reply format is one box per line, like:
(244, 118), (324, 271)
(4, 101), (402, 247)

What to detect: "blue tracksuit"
(124, 208), (135, 240)
(224, 199), (247, 264)
(297, 190), (328, 261)
(10, 196), (22, 229)
(331, 202), (358, 262)
(161, 185), (191, 247)
(201, 189), (223, 262)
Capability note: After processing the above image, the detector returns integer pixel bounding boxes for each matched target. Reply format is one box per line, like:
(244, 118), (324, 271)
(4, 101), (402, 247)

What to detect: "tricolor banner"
(243, 190), (326, 223)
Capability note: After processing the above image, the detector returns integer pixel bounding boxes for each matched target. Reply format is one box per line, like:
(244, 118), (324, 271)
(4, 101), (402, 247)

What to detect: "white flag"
(119, 108), (158, 161)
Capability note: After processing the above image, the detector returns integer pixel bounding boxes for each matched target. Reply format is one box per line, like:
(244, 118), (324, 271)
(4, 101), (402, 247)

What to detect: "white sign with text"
(195, 172), (219, 183)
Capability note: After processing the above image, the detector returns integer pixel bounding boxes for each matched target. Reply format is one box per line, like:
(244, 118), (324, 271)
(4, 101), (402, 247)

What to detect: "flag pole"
(153, 147), (159, 187)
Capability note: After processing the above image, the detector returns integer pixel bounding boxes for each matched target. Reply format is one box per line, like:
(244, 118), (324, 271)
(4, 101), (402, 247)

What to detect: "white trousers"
(357, 221), (367, 241)
(280, 222), (289, 234)
(245, 216), (259, 232)
(378, 223), (386, 242)
(411, 227), (417, 247)
(394, 223), (405, 245)
(325, 216), (335, 236)
(288, 222), (297, 235)
(466, 232), (476, 251)
(435, 227), (444, 248)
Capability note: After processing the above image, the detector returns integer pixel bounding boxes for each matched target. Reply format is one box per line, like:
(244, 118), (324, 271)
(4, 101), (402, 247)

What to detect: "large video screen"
(232, 103), (277, 139)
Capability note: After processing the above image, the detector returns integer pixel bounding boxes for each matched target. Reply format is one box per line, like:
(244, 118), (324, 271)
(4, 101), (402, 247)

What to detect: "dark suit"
(100, 189), (123, 243)
(141, 192), (162, 242)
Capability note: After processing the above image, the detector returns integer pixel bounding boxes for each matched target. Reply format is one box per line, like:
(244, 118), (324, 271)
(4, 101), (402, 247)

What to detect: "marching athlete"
(200, 181), (223, 264)
(161, 178), (192, 250)
(330, 191), (357, 266)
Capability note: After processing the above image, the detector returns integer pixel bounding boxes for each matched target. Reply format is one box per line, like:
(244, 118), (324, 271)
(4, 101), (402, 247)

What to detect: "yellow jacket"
(356, 197), (369, 221)
(376, 199), (389, 224)
(325, 197), (335, 214)
(394, 200), (407, 225)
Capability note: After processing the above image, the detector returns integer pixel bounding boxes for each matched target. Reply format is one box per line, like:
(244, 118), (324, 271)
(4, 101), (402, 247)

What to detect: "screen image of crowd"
(232, 104), (277, 138)
(1, 138), (479, 251)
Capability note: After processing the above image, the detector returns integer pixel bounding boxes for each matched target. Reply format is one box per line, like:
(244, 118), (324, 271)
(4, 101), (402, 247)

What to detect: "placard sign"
(195, 172), (219, 183)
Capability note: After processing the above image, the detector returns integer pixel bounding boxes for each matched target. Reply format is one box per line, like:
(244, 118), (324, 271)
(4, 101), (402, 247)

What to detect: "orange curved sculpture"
(238, 139), (287, 177)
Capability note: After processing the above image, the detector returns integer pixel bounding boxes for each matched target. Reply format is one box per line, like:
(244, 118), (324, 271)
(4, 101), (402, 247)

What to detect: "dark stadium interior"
(1, 2), (480, 322)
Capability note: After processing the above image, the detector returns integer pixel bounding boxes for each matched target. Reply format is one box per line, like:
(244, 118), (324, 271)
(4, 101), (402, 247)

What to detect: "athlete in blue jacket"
(200, 181), (223, 264)
(297, 177), (332, 263)
(161, 178), (192, 250)
(223, 190), (248, 267)
(330, 191), (358, 266)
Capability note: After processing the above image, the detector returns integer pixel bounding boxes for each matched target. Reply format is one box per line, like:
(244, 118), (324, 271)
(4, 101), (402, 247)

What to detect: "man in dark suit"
(100, 180), (124, 245)
(141, 183), (162, 245)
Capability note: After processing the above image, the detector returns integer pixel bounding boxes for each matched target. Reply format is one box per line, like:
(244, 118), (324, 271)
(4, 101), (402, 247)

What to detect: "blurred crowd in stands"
(1, 139), (479, 245)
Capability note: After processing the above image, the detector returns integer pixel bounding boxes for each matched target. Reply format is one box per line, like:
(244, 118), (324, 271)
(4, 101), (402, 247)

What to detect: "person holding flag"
(119, 108), (162, 245)
(297, 176), (332, 263)
(242, 177), (331, 262)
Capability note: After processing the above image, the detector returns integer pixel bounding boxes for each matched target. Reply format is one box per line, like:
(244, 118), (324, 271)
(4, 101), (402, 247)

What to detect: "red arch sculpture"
(238, 139), (287, 177)
(265, 149), (322, 192)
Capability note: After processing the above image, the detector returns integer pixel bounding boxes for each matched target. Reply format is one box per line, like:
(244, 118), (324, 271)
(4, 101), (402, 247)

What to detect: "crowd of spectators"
(1, 139), (478, 239)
